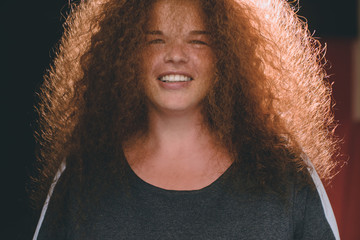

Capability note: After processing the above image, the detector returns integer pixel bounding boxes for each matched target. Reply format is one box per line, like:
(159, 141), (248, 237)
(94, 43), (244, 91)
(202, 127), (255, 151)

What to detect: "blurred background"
(2, 0), (359, 239)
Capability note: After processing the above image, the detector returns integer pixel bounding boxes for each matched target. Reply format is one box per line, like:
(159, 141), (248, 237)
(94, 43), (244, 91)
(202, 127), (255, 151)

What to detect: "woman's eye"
(148, 39), (165, 44)
(189, 40), (208, 45)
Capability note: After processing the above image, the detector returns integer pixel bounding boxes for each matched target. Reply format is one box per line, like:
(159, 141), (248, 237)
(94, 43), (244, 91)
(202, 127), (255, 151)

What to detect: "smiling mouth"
(158, 74), (193, 83)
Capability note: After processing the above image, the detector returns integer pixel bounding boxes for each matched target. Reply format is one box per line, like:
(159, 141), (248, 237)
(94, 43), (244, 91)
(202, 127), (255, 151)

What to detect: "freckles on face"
(140, 0), (216, 113)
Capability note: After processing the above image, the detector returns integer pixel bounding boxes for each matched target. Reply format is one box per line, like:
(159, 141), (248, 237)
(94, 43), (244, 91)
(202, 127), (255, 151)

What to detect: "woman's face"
(141, 0), (215, 114)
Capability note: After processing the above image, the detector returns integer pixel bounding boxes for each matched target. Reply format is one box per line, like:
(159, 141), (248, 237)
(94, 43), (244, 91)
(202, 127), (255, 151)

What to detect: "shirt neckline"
(123, 156), (234, 196)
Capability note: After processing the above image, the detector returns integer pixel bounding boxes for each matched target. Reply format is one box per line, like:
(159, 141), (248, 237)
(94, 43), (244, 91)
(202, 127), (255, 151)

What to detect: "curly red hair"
(32, 0), (338, 206)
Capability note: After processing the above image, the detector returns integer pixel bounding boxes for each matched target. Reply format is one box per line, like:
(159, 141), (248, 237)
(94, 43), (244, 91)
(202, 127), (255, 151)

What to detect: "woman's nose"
(164, 41), (189, 64)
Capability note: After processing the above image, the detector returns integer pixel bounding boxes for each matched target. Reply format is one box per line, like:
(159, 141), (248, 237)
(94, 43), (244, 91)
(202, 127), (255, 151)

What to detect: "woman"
(32, 0), (339, 239)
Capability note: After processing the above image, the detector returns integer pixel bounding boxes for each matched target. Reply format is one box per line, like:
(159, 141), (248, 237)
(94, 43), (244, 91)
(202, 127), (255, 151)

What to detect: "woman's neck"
(123, 107), (232, 190)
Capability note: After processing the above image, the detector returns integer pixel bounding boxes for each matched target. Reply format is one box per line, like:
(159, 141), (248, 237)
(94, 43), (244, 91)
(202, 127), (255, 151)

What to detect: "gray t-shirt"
(37, 161), (335, 239)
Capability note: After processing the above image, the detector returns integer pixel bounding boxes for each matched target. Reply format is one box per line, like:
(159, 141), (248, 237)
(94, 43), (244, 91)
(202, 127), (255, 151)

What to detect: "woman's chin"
(148, 101), (203, 116)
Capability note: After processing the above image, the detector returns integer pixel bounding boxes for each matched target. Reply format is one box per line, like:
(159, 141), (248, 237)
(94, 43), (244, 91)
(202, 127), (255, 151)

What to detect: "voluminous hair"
(32, 0), (338, 206)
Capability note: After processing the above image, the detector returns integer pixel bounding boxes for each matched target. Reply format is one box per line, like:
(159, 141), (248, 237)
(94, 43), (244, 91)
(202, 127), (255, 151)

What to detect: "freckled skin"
(141, 0), (216, 115)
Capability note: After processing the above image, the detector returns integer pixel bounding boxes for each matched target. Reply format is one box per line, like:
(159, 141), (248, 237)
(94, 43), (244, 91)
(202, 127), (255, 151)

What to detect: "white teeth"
(160, 74), (192, 82)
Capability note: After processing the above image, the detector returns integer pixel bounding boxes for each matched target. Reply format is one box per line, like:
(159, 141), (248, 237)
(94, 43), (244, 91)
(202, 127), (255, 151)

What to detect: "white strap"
(305, 157), (340, 240)
(32, 161), (67, 240)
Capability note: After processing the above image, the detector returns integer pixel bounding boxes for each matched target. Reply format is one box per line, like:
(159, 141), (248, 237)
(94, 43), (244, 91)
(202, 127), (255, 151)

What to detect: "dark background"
(3, 0), (358, 239)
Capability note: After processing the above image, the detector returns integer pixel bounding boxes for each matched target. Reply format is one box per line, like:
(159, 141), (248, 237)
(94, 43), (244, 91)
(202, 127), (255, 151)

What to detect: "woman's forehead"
(146, 0), (206, 31)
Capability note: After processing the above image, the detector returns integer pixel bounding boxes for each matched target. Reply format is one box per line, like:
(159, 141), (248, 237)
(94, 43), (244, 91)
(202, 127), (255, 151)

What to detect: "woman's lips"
(156, 73), (193, 90)
(158, 79), (192, 90)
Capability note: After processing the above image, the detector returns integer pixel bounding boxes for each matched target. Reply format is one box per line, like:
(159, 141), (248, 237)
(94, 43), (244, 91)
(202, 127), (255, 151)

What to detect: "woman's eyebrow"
(145, 30), (163, 35)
